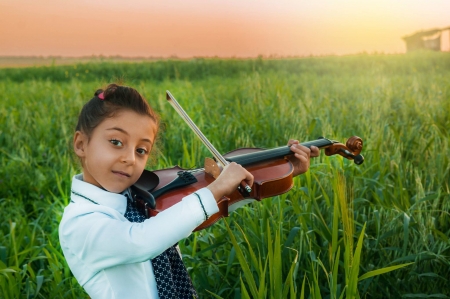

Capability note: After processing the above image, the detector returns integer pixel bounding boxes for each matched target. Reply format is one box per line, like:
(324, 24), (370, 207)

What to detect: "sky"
(0, 0), (449, 57)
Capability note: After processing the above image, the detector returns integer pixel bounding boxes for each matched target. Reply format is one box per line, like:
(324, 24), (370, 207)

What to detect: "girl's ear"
(73, 131), (88, 158)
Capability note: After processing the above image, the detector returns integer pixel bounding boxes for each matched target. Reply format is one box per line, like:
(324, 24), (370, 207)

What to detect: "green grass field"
(1, 52), (449, 298)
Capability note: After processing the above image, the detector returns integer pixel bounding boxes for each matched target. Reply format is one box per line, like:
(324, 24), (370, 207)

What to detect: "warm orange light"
(0, 0), (449, 57)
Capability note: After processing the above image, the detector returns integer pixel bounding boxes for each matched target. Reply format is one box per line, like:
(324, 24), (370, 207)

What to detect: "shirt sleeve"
(59, 187), (219, 274)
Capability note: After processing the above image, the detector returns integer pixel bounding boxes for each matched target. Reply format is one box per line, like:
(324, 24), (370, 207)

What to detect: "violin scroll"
(324, 136), (364, 165)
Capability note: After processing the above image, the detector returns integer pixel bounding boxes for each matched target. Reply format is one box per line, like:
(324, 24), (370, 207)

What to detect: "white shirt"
(59, 174), (219, 299)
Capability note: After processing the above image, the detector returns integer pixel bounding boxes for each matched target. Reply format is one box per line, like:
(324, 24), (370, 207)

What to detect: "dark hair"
(75, 83), (159, 138)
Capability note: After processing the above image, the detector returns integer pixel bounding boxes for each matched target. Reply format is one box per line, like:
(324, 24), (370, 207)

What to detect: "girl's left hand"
(287, 139), (320, 177)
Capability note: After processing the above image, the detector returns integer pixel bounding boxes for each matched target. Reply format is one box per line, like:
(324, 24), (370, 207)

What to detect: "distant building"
(403, 27), (450, 52)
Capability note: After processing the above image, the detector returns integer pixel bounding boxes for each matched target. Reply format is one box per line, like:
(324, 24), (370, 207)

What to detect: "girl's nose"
(121, 149), (136, 165)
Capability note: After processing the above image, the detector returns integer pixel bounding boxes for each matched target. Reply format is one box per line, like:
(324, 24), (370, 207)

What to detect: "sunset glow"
(1, 0), (449, 57)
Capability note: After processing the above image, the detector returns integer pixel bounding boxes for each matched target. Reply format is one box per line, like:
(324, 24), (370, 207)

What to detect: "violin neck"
(226, 138), (335, 166)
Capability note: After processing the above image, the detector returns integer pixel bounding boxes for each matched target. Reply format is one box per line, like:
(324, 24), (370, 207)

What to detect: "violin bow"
(166, 91), (252, 194)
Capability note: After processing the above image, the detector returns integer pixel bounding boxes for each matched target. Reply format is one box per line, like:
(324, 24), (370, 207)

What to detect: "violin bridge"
(204, 157), (221, 179)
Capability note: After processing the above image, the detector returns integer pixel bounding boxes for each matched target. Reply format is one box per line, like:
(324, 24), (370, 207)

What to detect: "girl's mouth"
(112, 171), (131, 178)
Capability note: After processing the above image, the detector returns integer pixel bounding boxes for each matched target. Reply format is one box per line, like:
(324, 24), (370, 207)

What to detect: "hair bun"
(94, 89), (104, 97)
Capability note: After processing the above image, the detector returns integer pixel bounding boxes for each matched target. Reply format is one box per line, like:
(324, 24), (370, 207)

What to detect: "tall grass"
(1, 52), (449, 298)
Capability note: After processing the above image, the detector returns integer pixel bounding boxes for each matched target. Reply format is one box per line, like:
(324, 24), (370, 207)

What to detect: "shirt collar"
(71, 174), (128, 215)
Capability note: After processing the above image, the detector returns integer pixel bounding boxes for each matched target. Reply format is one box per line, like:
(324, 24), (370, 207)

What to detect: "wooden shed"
(403, 27), (450, 52)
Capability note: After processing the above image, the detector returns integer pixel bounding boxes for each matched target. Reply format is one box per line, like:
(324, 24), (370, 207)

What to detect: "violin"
(134, 136), (364, 231)
(132, 92), (364, 232)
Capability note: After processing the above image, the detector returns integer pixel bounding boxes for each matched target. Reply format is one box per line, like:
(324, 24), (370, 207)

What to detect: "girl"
(59, 84), (318, 299)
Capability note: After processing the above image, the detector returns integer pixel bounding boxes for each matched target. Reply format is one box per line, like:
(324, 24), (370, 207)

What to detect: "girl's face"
(74, 109), (157, 193)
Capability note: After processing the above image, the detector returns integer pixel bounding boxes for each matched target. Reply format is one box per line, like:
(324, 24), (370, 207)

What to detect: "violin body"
(137, 148), (293, 231)
(134, 136), (364, 231)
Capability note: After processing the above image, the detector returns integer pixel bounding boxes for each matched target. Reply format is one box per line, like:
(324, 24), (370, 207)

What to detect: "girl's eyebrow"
(107, 127), (128, 135)
(142, 138), (153, 145)
(107, 127), (153, 144)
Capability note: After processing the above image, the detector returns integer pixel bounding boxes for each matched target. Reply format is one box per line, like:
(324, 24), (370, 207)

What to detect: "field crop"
(0, 52), (449, 298)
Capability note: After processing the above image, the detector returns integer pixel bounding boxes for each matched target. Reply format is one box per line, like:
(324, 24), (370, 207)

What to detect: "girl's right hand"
(207, 162), (254, 201)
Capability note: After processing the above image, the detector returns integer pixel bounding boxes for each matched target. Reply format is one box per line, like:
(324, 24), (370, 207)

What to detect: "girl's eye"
(110, 139), (123, 147)
(137, 148), (148, 155)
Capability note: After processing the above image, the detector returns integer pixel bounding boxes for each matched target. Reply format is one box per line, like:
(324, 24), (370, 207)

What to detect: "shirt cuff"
(182, 187), (219, 221)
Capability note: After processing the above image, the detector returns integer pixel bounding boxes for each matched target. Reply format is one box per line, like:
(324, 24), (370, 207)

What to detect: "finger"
(295, 154), (308, 165)
(226, 162), (254, 186)
(233, 163), (254, 186)
(243, 168), (254, 186)
(290, 144), (311, 158)
(287, 139), (299, 146)
(294, 155), (309, 175)
(292, 150), (309, 164)
(310, 146), (320, 157)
